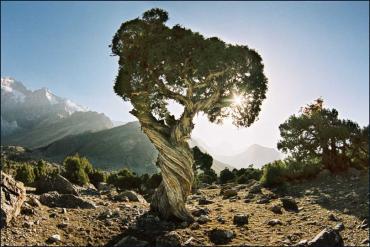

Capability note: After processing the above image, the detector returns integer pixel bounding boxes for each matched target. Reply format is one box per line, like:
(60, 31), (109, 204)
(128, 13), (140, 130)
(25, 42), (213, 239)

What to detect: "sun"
(233, 94), (244, 106)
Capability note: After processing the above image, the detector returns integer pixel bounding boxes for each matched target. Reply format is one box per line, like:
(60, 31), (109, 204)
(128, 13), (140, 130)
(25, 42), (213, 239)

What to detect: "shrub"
(219, 168), (235, 184)
(107, 168), (141, 191)
(260, 160), (286, 187)
(198, 169), (218, 184)
(63, 154), (93, 185)
(34, 160), (48, 180)
(88, 169), (107, 188)
(15, 164), (35, 185)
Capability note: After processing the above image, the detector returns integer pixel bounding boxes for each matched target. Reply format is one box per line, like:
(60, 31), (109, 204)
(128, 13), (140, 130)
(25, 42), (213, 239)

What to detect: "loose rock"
(0, 171), (26, 228)
(156, 231), (182, 247)
(40, 191), (96, 209)
(209, 228), (234, 245)
(307, 228), (344, 247)
(233, 213), (249, 226)
(280, 197), (299, 212)
(113, 235), (148, 247)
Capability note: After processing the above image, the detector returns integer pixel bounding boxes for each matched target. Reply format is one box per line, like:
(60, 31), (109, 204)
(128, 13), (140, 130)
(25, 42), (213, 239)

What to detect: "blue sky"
(1, 1), (369, 155)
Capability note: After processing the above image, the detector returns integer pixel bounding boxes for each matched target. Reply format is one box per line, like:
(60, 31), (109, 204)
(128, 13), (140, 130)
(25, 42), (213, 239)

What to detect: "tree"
(219, 168), (235, 184)
(111, 8), (268, 221)
(34, 160), (48, 181)
(278, 98), (368, 172)
(88, 169), (107, 188)
(193, 146), (213, 172)
(15, 164), (35, 185)
(63, 154), (93, 186)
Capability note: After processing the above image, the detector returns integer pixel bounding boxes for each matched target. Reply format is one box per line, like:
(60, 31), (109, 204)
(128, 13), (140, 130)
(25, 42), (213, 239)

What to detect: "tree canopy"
(111, 8), (268, 136)
(277, 98), (369, 172)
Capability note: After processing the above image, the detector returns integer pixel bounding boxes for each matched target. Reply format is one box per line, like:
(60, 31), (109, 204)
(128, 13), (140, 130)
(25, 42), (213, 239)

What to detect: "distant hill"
(1, 77), (113, 148)
(214, 144), (282, 169)
(35, 122), (159, 175)
(34, 122), (235, 175)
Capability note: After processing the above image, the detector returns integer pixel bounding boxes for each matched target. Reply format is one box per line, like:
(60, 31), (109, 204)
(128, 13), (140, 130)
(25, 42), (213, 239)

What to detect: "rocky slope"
(1, 169), (368, 246)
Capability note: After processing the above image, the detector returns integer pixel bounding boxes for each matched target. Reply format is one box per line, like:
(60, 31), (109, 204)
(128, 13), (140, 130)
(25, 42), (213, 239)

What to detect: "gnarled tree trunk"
(142, 126), (194, 222)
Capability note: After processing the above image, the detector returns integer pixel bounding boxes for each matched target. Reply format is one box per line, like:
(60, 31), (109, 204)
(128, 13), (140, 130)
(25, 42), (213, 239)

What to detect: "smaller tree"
(198, 169), (218, 184)
(34, 160), (48, 181)
(193, 146), (213, 172)
(15, 164), (35, 185)
(88, 169), (107, 188)
(63, 154), (93, 185)
(219, 168), (235, 184)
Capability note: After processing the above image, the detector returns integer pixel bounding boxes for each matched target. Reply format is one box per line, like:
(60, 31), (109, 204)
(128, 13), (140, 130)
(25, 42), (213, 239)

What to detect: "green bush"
(260, 160), (286, 187)
(34, 160), (48, 180)
(107, 168), (141, 191)
(88, 169), (107, 188)
(198, 169), (218, 184)
(260, 159), (322, 187)
(219, 168), (235, 184)
(15, 164), (35, 185)
(63, 154), (93, 186)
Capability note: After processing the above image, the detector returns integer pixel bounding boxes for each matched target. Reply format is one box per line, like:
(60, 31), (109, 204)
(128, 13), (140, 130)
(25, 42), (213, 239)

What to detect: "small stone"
(222, 189), (238, 199)
(328, 213), (339, 221)
(190, 222), (200, 230)
(209, 228), (234, 245)
(49, 213), (57, 218)
(61, 208), (67, 214)
(156, 231), (182, 247)
(48, 234), (61, 243)
(280, 197), (298, 212)
(233, 213), (249, 226)
(57, 222), (68, 228)
(23, 221), (34, 228)
(191, 207), (209, 217)
(256, 197), (270, 204)
(267, 219), (282, 226)
(197, 215), (210, 224)
(217, 216), (226, 224)
(198, 197), (214, 205)
(270, 205), (282, 214)
(343, 208), (350, 214)
(334, 222), (344, 232)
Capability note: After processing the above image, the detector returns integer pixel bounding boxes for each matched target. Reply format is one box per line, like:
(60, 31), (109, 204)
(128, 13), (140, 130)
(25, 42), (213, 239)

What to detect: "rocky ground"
(1, 169), (369, 246)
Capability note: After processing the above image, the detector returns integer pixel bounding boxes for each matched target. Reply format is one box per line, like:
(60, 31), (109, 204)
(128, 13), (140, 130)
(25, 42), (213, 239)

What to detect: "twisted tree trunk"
(132, 108), (195, 222)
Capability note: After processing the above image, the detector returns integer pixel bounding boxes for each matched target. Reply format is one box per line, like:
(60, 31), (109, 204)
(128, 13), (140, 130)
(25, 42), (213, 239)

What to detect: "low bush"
(15, 163), (35, 185)
(63, 154), (93, 186)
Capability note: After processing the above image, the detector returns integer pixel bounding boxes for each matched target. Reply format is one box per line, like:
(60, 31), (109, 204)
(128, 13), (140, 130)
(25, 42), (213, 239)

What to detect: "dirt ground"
(1, 171), (368, 246)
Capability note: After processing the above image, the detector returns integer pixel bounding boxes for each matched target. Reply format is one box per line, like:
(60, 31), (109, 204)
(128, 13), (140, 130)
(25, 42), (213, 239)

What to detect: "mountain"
(35, 122), (159, 175)
(189, 138), (235, 174)
(1, 77), (113, 148)
(214, 144), (282, 169)
(34, 122), (233, 175)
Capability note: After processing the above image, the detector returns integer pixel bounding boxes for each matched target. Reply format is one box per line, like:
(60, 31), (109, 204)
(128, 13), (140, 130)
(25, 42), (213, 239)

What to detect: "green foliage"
(63, 154), (93, 186)
(15, 164), (35, 185)
(107, 168), (141, 191)
(232, 166), (263, 183)
(219, 168), (235, 184)
(198, 169), (218, 184)
(34, 160), (48, 180)
(260, 160), (287, 187)
(111, 8), (267, 128)
(260, 159), (322, 187)
(278, 98), (369, 172)
(88, 169), (107, 188)
(193, 146), (213, 172)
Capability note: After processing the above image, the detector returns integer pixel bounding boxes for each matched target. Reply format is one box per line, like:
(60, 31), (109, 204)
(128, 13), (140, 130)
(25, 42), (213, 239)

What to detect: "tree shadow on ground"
(104, 211), (188, 246)
(275, 171), (369, 221)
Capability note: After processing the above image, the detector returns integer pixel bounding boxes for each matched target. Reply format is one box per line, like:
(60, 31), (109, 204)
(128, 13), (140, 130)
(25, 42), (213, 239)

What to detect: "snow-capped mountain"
(1, 77), (113, 148)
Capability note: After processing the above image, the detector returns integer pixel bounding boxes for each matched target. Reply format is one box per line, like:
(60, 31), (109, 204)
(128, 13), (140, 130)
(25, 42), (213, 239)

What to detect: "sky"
(1, 1), (369, 156)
